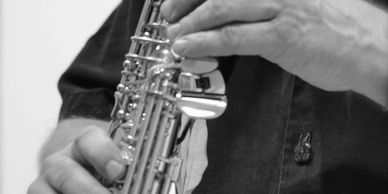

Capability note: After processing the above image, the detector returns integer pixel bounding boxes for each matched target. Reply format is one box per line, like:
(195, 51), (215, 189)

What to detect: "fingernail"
(161, 2), (175, 21)
(172, 39), (188, 55)
(105, 160), (124, 180)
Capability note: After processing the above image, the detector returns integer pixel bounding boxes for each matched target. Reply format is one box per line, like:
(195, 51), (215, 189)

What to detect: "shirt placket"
(277, 78), (321, 194)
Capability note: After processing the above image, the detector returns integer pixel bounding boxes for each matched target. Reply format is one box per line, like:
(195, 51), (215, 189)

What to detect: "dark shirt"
(58, 0), (388, 193)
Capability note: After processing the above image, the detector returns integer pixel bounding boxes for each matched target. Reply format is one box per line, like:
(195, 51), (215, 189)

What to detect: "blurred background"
(0, 0), (120, 193)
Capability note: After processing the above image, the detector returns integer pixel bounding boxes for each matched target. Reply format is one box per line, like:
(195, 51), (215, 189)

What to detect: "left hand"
(161, 0), (388, 105)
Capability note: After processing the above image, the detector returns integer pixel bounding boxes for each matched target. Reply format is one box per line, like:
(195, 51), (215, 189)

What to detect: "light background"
(0, 0), (121, 193)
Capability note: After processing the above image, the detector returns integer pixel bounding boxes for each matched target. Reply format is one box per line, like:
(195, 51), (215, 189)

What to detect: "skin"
(28, 0), (388, 193)
(162, 0), (388, 105)
(28, 119), (117, 194)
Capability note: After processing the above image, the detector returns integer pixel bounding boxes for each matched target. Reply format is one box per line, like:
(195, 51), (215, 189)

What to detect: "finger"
(70, 126), (125, 180)
(167, 0), (280, 39)
(161, 0), (205, 23)
(42, 154), (111, 194)
(27, 177), (57, 194)
(171, 22), (278, 57)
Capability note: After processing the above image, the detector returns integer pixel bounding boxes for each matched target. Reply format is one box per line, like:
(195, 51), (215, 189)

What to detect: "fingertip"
(172, 33), (211, 58)
(172, 39), (189, 56)
(105, 160), (125, 180)
(160, 0), (174, 22)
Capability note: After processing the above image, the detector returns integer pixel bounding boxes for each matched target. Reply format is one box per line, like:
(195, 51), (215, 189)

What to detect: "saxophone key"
(117, 110), (126, 119)
(144, 22), (167, 30)
(123, 59), (131, 68)
(120, 122), (134, 130)
(131, 36), (169, 47)
(125, 53), (164, 64)
(167, 156), (183, 182)
(118, 143), (135, 165)
(116, 84), (125, 93)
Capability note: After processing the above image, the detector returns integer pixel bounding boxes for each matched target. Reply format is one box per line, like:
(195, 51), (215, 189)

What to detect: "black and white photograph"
(1, 0), (387, 193)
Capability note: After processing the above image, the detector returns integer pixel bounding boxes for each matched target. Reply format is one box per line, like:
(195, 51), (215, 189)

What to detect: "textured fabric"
(176, 119), (208, 194)
(58, 0), (388, 193)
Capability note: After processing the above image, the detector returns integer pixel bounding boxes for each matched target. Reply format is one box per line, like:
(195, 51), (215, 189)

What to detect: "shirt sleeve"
(58, 0), (143, 121)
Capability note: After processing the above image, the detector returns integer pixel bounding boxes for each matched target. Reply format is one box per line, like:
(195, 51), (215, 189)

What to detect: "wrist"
(352, 45), (388, 107)
(355, 68), (388, 108)
(346, 0), (388, 107)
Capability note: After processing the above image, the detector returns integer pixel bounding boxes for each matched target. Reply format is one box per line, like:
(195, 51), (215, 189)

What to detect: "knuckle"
(184, 33), (207, 57)
(74, 127), (119, 166)
(73, 133), (85, 150)
(74, 127), (103, 150)
(51, 159), (78, 191)
(208, 0), (229, 21)
(55, 173), (72, 192)
(41, 153), (61, 173)
(41, 154), (78, 191)
(194, 32), (207, 46)
(219, 26), (240, 51)
(273, 17), (301, 45)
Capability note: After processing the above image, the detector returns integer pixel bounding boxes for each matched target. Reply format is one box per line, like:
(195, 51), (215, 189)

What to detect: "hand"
(161, 0), (388, 105)
(28, 121), (124, 194)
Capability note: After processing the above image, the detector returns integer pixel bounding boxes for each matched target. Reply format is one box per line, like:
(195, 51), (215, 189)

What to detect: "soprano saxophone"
(105, 0), (227, 193)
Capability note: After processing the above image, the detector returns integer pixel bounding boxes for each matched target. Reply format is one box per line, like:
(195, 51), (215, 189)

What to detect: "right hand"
(28, 125), (125, 194)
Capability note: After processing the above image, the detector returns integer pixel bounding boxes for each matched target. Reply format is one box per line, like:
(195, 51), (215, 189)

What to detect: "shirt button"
(294, 132), (312, 164)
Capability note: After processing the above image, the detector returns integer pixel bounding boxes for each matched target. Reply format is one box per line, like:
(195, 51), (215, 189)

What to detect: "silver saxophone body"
(105, 0), (227, 193)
